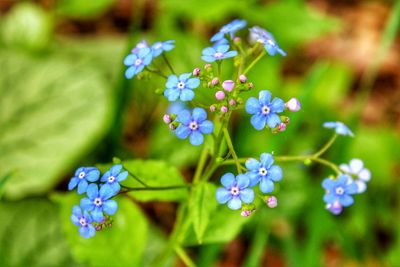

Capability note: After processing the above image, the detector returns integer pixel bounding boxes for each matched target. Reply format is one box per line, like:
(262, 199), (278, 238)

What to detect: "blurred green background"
(0, 0), (399, 266)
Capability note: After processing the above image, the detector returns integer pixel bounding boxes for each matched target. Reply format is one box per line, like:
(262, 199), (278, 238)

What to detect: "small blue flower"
(245, 90), (285, 130)
(131, 40), (148, 54)
(339, 159), (371, 193)
(323, 121), (354, 137)
(100, 164), (128, 194)
(151, 40), (175, 57)
(249, 26), (286, 56)
(213, 38), (229, 48)
(68, 167), (100, 194)
(175, 108), (214, 146)
(216, 173), (254, 210)
(322, 174), (358, 209)
(164, 73), (200, 102)
(124, 47), (153, 79)
(80, 184), (118, 222)
(71, 205), (96, 238)
(211, 19), (247, 42)
(245, 153), (283, 193)
(201, 45), (238, 63)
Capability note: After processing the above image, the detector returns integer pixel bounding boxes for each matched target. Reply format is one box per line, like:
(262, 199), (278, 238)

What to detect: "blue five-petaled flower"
(245, 153), (283, 193)
(322, 174), (358, 209)
(211, 19), (247, 42)
(151, 40), (175, 57)
(80, 184), (118, 223)
(245, 90), (285, 130)
(100, 164), (128, 194)
(216, 173), (255, 210)
(323, 121), (354, 137)
(124, 47), (153, 79)
(68, 167), (100, 194)
(71, 205), (96, 238)
(201, 45), (238, 63)
(249, 26), (286, 56)
(175, 108), (214, 146)
(164, 73), (200, 102)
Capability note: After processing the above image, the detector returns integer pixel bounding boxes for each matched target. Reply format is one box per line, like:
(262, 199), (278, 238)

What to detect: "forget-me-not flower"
(71, 205), (96, 238)
(80, 184), (118, 222)
(249, 26), (286, 56)
(201, 45), (238, 63)
(323, 121), (354, 137)
(175, 108), (214, 146)
(211, 19), (247, 42)
(245, 90), (285, 130)
(164, 73), (200, 102)
(322, 174), (358, 208)
(245, 153), (283, 193)
(151, 40), (175, 57)
(124, 47), (153, 78)
(68, 167), (100, 194)
(100, 164), (128, 194)
(339, 159), (371, 193)
(216, 173), (254, 210)
(131, 40), (148, 54)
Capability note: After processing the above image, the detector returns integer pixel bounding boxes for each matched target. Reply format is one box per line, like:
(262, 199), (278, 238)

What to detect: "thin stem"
(222, 127), (242, 173)
(162, 53), (175, 74)
(175, 246), (197, 267)
(313, 134), (337, 158)
(311, 157), (341, 175)
(243, 50), (266, 74)
(145, 67), (168, 79)
(120, 184), (190, 192)
(217, 61), (222, 79)
(126, 170), (149, 187)
(193, 146), (209, 184)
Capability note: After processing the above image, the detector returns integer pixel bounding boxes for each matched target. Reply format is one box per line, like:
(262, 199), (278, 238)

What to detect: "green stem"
(145, 67), (168, 79)
(162, 53), (175, 74)
(313, 134), (337, 158)
(243, 50), (266, 74)
(193, 146), (209, 184)
(175, 246), (197, 267)
(126, 170), (149, 187)
(222, 127), (242, 173)
(217, 61), (222, 79)
(120, 184), (190, 192)
(311, 157), (341, 175)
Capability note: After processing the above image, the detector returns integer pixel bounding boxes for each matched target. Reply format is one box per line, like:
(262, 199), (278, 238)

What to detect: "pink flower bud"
(222, 80), (235, 92)
(248, 82), (254, 89)
(286, 98), (301, 112)
(233, 37), (241, 44)
(211, 77), (219, 85)
(193, 68), (200, 76)
(267, 196), (278, 208)
(204, 64), (212, 71)
(169, 123), (177, 130)
(215, 91), (225, 100)
(241, 210), (251, 217)
(163, 114), (171, 124)
(229, 99), (236, 106)
(239, 74), (247, 83)
(210, 105), (216, 112)
(278, 123), (286, 132)
(207, 81), (212, 88)
(221, 106), (228, 113)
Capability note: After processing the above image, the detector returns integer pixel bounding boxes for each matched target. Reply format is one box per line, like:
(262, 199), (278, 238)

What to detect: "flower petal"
(117, 171), (128, 182)
(358, 169), (371, 182)
(166, 75), (178, 88)
(322, 178), (335, 190)
(80, 198), (94, 211)
(100, 184), (115, 199)
(86, 183), (98, 199)
(202, 47), (216, 56)
(246, 172), (260, 187)
(260, 153), (274, 168)
(236, 174), (250, 188)
(123, 54), (136, 66)
(189, 131), (204, 146)
(68, 177), (79, 190)
(349, 159), (364, 173)
(227, 197), (242, 210)
(176, 110), (191, 125)
(192, 108), (207, 122)
(259, 90), (272, 105)
(223, 50), (238, 58)
(259, 178), (274, 193)
(270, 97), (285, 113)
(125, 66), (136, 79)
(91, 207), (104, 222)
(245, 158), (260, 171)
(175, 125), (190, 139)
(245, 97), (261, 114)
(86, 169), (100, 182)
(77, 180), (89, 195)
(103, 200), (118, 215)
(216, 188), (231, 204)
(199, 120), (214, 134)
(339, 195), (354, 207)
(179, 73), (191, 81)
(251, 114), (267, 130)
(164, 88), (180, 102)
(180, 89), (195, 101)
(266, 114), (281, 128)
(216, 45), (229, 53)
(186, 78), (200, 89)
(221, 173), (235, 188)
(201, 55), (216, 62)
(267, 165), (283, 182)
(239, 188), (254, 204)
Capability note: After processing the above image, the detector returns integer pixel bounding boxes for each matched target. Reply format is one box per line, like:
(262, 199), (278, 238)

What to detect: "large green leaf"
(122, 159), (189, 202)
(0, 52), (112, 199)
(0, 199), (79, 267)
(53, 192), (148, 267)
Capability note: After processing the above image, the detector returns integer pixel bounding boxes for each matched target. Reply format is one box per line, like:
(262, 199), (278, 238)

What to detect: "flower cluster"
(68, 165), (128, 238)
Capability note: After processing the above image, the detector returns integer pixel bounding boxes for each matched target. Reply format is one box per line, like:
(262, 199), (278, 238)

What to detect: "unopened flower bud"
(222, 80), (235, 92)
(241, 210), (251, 217)
(229, 99), (236, 106)
(326, 201), (342, 215)
(233, 37), (241, 44)
(221, 106), (228, 113)
(215, 91), (225, 100)
(210, 105), (216, 112)
(95, 225), (102, 231)
(278, 123), (286, 132)
(163, 114), (171, 124)
(204, 64), (212, 72)
(239, 74), (247, 83)
(212, 77), (219, 85)
(266, 196), (278, 208)
(169, 123), (177, 130)
(207, 81), (212, 88)
(193, 68), (200, 76)
(286, 98), (301, 112)
(248, 82), (254, 89)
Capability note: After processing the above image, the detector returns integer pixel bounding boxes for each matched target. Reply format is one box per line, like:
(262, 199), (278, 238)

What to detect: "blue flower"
(323, 121), (354, 137)
(245, 90), (285, 130)
(68, 167), (100, 194)
(80, 184), (118, 222)
(213, 38), (229, 48)
(151, 40), (175, 57)
(131, 40), (148, 54)
(164, 73), (200, 102)
(100, 164), (128, 194)
(175, 108), (214, 146)
(211, 19), (247, 42)
(339, 159), (371, 193)
(322, 174), (358, 209)
(245, 153), (283, 193)
(201, 45), (238, 63)
(71, 205), (96, 238)
(124, 47), (153, 79)
(216, 173), (254, 210)
(249, 26), (286, 56)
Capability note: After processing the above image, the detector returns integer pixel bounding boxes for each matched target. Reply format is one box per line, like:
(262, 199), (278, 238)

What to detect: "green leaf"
(189, 182), (217, 243)
(56, 0), (116, 19)
(0, 52), (112, 199)
(0, 199), (79, 267)
(53, 192), (148, 267)
(122, 159), (189, 202)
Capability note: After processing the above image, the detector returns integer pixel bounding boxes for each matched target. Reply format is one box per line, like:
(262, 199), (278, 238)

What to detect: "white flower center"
(177, 82), (185, 89)
(79, 217), (87, 227)
(108, 176), (115, 183)
(78, 171), (85, 179)
(262, 105), (270, 115)
(335, 187), (344, 195)
(214, 52), (223, 58)
(258, 167), (268, 176)
(94, 198), (103, 207)
(189, 121), (198, 130)
(230, 186), (240, 196)
(135, 58), (142, 66)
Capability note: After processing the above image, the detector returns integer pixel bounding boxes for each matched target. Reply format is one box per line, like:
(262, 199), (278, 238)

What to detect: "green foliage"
(56, 0), (116, 19)
(53, 192), (148, 267)
(0, 52), (112, 199)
